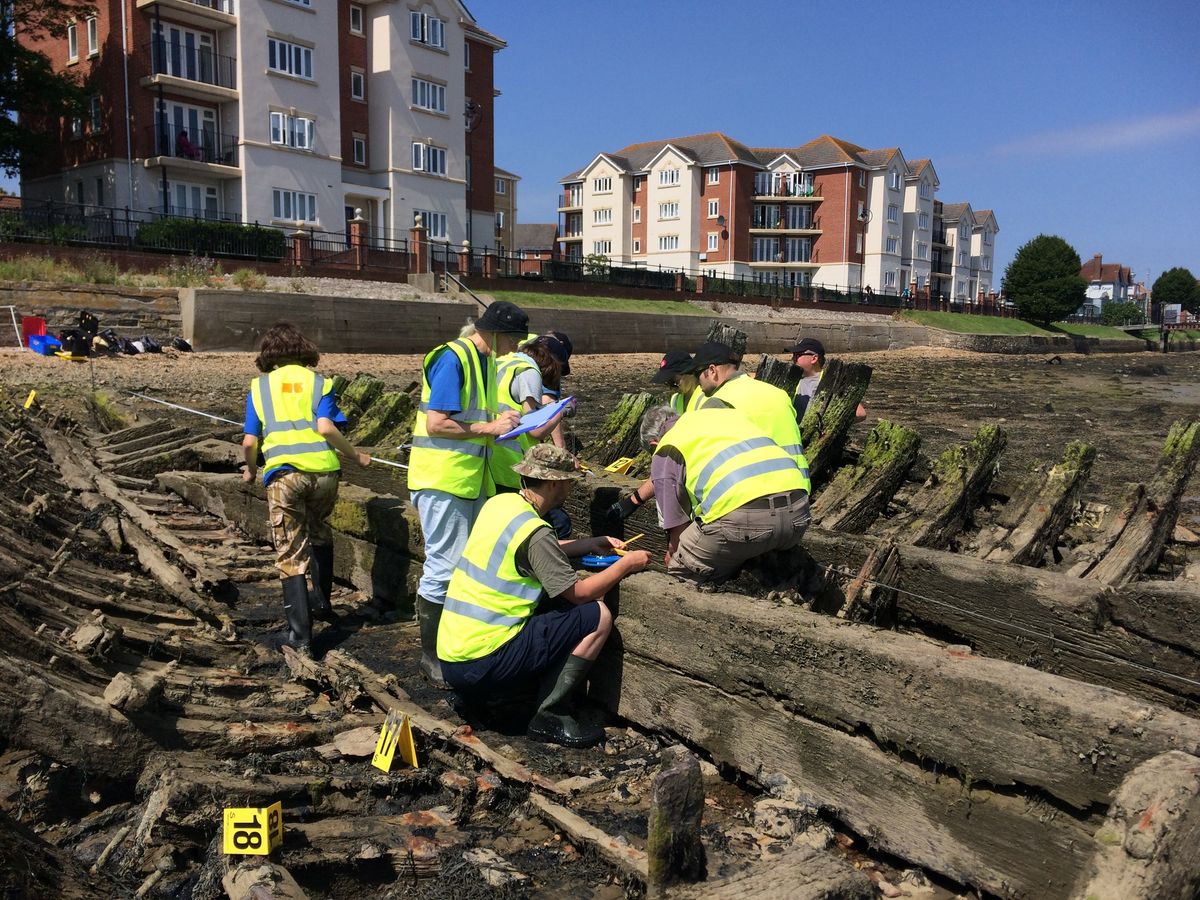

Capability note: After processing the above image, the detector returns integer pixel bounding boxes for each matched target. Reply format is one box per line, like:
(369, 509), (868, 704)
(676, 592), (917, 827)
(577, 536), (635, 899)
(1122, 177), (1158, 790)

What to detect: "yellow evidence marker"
(222, 801), (282, 855)
(23, 390), (37, 409)
(604, 457), (636, 474)
(372, 709), (419, 773)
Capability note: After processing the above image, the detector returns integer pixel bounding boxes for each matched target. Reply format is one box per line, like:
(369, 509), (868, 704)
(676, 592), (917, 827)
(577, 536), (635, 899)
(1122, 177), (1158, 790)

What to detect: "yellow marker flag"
(372, 710), (419, 772)
(604, 457), (636, 474)
(23, 390), (36, 409)
(397, 715), (419, 769)
(222, 801), (282, 855)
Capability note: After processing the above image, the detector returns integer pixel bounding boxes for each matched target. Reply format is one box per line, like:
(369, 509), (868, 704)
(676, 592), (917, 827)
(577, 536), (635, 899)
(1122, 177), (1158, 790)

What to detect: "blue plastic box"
(29, 334), (62, 356)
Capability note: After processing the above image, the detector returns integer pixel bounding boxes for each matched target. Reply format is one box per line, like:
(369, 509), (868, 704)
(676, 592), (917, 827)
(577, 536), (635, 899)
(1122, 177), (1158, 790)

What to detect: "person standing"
(241, 322), (370, 657)
(529, 331), (574, 450)
(640, 405), (811, 586)
(785, 337), (867, 421)
(438, 444), (651, 747)
(408, 300), (529, 686)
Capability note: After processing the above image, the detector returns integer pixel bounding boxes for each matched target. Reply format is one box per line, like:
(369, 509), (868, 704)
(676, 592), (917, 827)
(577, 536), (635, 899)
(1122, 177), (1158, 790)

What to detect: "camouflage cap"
(511, 443), (584, 481)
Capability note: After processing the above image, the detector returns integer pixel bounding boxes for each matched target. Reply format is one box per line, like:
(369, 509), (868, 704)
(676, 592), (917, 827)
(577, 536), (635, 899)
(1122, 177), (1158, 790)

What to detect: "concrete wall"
(2, 282), (181, 339)
(181, 287), (933, 354)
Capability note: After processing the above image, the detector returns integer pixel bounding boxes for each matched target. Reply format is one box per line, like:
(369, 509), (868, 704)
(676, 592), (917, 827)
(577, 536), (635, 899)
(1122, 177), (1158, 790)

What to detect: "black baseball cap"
(651, 350), (694, 384)
(476, 300), (530, 335)
(544, 330), (573, 376)
(784, 337), (825, 358)
(689, 341), (739, 372)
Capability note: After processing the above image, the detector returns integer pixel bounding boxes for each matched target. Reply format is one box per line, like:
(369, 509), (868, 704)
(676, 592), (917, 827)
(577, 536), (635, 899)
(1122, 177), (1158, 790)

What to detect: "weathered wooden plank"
(797, 359), (873, 482)
(888, 424), (1007, 549)
(673, 846), (872, 899)
(751, 353), (801, 395)
(584, 392), (654, 473)
(1105, 580), (1200, 658)
(975, 440), (1095, 565)
(810, 420), (920, 533)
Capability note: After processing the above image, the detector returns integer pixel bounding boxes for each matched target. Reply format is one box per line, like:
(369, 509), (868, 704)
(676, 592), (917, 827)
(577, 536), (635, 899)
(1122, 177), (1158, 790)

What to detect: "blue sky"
(490, 0), (1200, 286)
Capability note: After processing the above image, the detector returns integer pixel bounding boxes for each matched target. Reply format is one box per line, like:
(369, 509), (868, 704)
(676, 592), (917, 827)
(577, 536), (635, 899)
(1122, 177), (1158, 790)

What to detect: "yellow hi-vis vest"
(249, 365), (340, 475)
(407, 338), (498, 499)
(490, 351), (538, 490)
(656, 407), (809, 523)
(437, 492), (549, 662)
(669, 387), (707, 415)
(709, 373), (811, 478)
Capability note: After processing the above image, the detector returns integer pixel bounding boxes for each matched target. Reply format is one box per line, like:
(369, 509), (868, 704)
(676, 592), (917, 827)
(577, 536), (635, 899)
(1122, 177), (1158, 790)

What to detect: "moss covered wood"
(348, 391), (415, 447)
(336, 373), (385, 427)
(797, 359), (873, 483)
(974, 440), (1095, 566)
(704, 321), (747, 359)
(888, 424), (1007, 549)
(645, 747), (706, 894)
(752, 353), (801, 394)
(583, 391), (654, 473)
(810, 420), (920, 533)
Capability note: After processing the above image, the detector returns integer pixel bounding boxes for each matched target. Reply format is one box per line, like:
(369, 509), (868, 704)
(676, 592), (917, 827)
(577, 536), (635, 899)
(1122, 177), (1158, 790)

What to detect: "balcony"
(932, 227), (948, 245)
(930, 259), (951, 275)
(753, 184), (821, 201)
(148, 205), (240, 223)
(139, 39), (238, 103)
(557, 193), (582, 211)
(136, 0), (236, 29)
(143, 123), (239, 174)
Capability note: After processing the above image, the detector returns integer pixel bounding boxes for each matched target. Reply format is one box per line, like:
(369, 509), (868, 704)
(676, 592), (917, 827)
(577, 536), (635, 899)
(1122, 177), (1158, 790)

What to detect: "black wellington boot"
(282, 574), (312, 657)
(526, 655), (605, 748)
(416, 596), (450, 689)
(308, 543), (338, 624)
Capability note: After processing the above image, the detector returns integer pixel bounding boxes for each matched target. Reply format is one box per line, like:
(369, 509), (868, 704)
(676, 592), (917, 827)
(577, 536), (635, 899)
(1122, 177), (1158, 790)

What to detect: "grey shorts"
(669, 490), (810, 584)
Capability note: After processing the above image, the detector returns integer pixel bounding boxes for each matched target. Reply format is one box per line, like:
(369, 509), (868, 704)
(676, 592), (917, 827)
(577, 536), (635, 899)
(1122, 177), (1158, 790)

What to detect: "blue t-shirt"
(425, 342), (488, 413)
(244, 388), (344, 486)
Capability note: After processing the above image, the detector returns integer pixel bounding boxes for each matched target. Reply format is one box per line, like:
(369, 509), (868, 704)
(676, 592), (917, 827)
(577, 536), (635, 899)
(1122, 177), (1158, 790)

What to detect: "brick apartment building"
(558, 132), (998, 297)
(18, 0), (508, 246)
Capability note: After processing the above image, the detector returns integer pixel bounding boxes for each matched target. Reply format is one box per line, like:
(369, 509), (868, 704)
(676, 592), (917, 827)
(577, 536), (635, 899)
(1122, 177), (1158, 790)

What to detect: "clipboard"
(497, 396), (574, 441)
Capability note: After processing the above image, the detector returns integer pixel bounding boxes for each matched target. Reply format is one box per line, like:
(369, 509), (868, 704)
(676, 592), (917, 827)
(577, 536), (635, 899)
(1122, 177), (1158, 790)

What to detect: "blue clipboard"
(497, 396), (573, 441)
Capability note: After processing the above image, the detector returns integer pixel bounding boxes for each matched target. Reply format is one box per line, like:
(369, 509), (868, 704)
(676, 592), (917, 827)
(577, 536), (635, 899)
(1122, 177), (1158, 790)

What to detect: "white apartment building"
(902, 159), (939, 293)
(971, 210), (999, 297)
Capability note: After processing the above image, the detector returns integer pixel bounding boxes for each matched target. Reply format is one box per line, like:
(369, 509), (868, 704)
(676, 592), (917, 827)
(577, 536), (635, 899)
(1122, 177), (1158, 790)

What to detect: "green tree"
(1152, 267), (1200, 314)
(1, 0), (95, 177)
(1099, 301), (1145, 326)
(582, 252), (610, 278)
(1001, 234), (1087, 325)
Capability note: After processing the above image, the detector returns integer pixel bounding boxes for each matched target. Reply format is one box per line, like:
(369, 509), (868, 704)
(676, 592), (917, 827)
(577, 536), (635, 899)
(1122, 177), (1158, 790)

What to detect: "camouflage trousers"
(266, 470), (340, 577)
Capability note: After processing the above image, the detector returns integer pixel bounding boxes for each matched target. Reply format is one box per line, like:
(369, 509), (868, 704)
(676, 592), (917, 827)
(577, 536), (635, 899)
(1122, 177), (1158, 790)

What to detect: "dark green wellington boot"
(526, 655), (605, 748)
(308, 543), (339, 624)
(282, 574), (312, 657)
(416, 596), (450, 689)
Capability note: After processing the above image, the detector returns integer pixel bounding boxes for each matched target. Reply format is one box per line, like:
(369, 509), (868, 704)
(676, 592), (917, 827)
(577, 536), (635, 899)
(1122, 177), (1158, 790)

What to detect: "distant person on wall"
(241, 322), (371, 658)
(786, 337), (867, 421)
(176, 129), (201, 160)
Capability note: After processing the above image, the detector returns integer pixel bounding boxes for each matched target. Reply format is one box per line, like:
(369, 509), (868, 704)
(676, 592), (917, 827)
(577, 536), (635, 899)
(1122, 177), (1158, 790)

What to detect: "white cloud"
(992, 106), (1200, 158)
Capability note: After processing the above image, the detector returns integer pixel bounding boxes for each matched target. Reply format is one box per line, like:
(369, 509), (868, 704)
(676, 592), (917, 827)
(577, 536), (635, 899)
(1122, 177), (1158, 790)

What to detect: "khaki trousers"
(669, 491), (810, 584)
(266, 470), (340, 577)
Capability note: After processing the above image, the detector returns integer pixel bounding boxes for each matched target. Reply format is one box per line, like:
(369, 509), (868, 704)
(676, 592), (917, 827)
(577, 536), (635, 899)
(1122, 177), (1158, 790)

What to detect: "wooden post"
(797, 358), (873, 482)
(753, 353), (801, 394)
(704, 322), (746, 360)
(583, 392), (654, 472)
(409, 215), (428, 275)
(810, 420), (921, 533)
(348, 209), (366, 271)
(646, 745), (706, 895)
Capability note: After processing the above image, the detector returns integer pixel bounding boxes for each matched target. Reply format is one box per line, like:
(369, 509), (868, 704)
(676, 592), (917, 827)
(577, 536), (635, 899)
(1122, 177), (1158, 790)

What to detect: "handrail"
(444, 271), (488, 311)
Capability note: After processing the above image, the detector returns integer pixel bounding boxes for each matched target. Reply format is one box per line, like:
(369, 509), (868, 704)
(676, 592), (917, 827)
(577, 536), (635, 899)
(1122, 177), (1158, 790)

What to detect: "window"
(268, 38), (313, 79)
(69, 115), (83, 138)
(89, 95), (102, 131)
(495, 211), (504, 230)
(784, 205), (812, 229)
(856, 233), (863, 253)
(67, 23), (78, 61)
(495, 178), (506, 194)
(593, 208), (612, 225)
(887, 204), (898, 223)
(857, 200), (865, 219)
(958, 250), (967, 266)
(632, 239), (641, 253)
(919, 181), (931, 200)
(411, 78), (446, 113)
(982, 255), (991, 271)
(464, 40), (470, 69)
(918, 211), (930, 230)
(707, 199), (719, 218)
(410, 11), (445, 49)
(414, 210), (447, 239)
(411, 142), (446, 176)
(95, 177), (104, 207)
(349, 4), (363, 34)
(917, 242), (928, 259)
(754, 172), (772, 195)
(74, 179), (84, 204)
(658, 201), (678, 220)
(984, 230), (992, 245)
(632, 207), (640, 223)
(592, 240), (611, 255)
(86, 17), (98, 55)
(957, 280), (966, 296)
(593, 176), (611, 193)
(885, 235), (898, 254)
(286, 0), (312, 5)
(885, 271), (897, 288)
(751, 237), (778, 262)
(352, 134), (366, 166)
(659, 168), (680, 186)
(784, 237), (811, 262)
(270, 111), (316, 150)
(707, 233), (719, 252)
(857, 170), (866, 187)
(658, 235), (679, 251)
(350, 68), (365, 100)
(889, 169), (902, 190)
(632, 175), (642, 191)
(916, 274), (925, 289)
(707, 168), (720, 185)
(272, 188), (317, 222)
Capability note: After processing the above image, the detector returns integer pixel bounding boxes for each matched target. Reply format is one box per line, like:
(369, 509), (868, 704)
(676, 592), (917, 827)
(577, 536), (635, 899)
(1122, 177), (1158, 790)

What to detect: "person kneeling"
(641, 404), (811, 587)
(437, 444), (651, 748)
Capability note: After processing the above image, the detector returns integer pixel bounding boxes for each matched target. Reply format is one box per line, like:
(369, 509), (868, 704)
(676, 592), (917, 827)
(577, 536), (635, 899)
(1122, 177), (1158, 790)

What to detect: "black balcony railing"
(932, 227), (947, 244)
(930, 259), (951, 275)
(144, 38), (237, 89)
(558, 193), (582, 207)
(182, 0), (232, 11)
(147, 204), (241, 223)
(147, 122), (238, 166)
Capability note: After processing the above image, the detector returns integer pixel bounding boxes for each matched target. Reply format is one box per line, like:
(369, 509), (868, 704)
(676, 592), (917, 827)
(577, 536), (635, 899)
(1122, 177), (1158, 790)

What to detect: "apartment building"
(559, 132), (998, 295)
(18, 0), (505, 245)
(492, 167), (518, 251)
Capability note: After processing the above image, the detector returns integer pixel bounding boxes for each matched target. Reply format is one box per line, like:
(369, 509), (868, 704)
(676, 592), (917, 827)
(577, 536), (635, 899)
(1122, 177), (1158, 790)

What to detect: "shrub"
(163, 255), (218, 287)
(231, 268), (268, 291)
(78, 252), (122, 284)
(1099, 301), (1145, 326)
(135, 218), (287, 261)
(0, 254), (84, 282)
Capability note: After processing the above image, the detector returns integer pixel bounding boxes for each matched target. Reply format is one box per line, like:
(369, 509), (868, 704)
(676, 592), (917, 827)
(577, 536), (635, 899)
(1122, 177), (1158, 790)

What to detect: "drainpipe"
(120, 0), (134, 208)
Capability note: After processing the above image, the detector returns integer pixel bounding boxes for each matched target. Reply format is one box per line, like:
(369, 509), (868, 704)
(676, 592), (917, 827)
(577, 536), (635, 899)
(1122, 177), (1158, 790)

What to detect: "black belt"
(739, 490), (808, 510)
